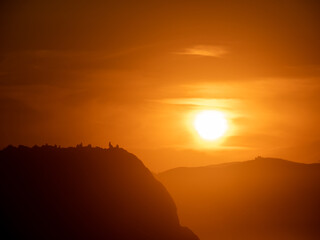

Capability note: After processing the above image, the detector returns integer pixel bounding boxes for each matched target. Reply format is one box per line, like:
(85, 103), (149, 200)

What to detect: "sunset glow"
(1, 1), (320, 240)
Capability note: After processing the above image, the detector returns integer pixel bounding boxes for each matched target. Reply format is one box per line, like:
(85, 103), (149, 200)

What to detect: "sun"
(194, 110), (228, 141)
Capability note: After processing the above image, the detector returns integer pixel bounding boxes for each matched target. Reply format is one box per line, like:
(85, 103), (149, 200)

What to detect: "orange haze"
(1, 0), (320, 171)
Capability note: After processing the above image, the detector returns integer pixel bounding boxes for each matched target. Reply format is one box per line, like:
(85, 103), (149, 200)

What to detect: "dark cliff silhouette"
(0, 145), (198, 240)
(159, 157), (320, 240)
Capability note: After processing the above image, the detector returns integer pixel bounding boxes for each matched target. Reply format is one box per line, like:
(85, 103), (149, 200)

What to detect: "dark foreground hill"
(0, 145), (198, 240)
(159, 157), (320, 240)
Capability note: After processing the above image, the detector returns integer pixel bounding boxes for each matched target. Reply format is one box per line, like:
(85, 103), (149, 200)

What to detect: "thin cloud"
(151, 98), (241, 111)
(177, 45), (228, 57)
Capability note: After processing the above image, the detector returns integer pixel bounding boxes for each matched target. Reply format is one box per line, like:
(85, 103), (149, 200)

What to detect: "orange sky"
(1, 0), (320, 171)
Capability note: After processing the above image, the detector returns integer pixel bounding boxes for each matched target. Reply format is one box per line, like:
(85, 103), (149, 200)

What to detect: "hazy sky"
(1, 0), (320, 170)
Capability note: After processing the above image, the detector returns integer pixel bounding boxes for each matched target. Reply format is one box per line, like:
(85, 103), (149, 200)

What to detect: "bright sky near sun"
(1, 0), (320, 171)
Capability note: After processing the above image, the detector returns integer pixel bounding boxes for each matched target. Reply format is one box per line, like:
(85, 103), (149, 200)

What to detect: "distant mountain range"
(0, 145), (198, 240)
(158, 157), (320, 240)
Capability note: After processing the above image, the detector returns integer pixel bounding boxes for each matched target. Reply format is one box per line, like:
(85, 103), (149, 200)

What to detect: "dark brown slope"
(0, 145), (198, 240)
(159, 157), (320, 240)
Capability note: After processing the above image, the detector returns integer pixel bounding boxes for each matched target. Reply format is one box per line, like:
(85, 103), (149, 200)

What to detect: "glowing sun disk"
(194, 110), (228, 140)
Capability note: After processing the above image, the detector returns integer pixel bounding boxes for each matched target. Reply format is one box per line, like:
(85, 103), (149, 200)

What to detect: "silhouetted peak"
(2, 144), (124, 153)
(0, 144), (198, 240)
(248, 156), (302, 167)
(254, 156), (288, 162)
(108, 142), (120, 150)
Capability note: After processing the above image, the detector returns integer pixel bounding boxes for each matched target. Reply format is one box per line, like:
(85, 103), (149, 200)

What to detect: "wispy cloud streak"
(177, 45), (228, 57)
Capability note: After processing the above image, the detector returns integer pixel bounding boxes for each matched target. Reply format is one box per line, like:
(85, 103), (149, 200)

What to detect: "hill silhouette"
(0, 145), (198, 240)
(159, 157), (320, 240)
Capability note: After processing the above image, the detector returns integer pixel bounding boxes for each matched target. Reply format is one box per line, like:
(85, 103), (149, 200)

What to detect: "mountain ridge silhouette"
(161, 157), (310, 174)
(0, 144), (199, 240)
(159, 157), (320, 240)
